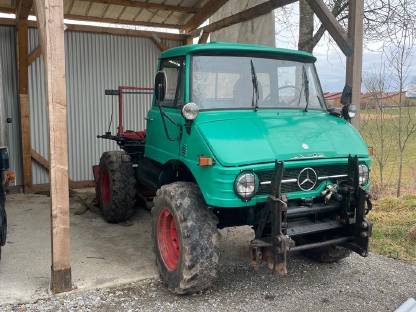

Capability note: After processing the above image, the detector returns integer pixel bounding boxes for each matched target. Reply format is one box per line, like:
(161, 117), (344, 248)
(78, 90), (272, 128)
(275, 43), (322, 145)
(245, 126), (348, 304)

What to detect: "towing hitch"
(249, 156), (373, 274)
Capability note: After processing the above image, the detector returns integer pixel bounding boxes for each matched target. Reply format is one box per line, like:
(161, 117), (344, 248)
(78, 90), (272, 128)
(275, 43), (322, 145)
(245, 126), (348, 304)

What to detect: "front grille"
(256, 164), (348, 195)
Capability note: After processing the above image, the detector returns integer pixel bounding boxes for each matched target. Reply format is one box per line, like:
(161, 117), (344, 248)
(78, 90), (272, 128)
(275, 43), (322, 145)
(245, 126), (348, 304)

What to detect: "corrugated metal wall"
(0, 26), (22, 186)
(28, 29), (182, 184)
(1, 25), (181, 185)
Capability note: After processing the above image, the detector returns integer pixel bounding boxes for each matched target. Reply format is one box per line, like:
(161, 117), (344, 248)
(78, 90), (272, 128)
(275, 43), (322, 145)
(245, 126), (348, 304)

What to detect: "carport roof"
(0, 0), (226, 31)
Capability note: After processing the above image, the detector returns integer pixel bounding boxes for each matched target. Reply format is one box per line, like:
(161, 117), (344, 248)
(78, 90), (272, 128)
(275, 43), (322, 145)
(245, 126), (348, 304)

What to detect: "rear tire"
(152, 182), (219, 294)
(99, 151), (137, 223)
(303, 245), (351, 263)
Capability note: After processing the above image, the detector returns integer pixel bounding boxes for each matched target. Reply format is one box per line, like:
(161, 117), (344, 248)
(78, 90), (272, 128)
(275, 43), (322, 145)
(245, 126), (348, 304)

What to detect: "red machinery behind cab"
(93, 86), (153, 198)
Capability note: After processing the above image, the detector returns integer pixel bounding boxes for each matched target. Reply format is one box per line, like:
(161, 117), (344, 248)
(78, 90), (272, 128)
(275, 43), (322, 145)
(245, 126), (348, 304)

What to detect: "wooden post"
(346, 0), (364, 128)
(34, 0), (72, 293)
(17, 20), (32, 192)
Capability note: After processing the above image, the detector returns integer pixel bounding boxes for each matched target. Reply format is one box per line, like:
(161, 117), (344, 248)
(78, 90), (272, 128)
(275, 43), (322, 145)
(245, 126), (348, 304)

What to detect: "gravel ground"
(2, 252), (415, 312)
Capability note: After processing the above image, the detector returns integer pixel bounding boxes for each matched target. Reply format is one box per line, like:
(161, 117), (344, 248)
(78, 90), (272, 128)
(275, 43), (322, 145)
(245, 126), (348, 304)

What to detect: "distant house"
(324, 91), (412, 109)
(323, 92), (343, 107)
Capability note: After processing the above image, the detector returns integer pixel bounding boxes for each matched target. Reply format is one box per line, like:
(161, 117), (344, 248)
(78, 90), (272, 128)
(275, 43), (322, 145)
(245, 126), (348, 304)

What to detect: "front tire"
(152, 182), (219, 294)
(99, 151), (137, 223)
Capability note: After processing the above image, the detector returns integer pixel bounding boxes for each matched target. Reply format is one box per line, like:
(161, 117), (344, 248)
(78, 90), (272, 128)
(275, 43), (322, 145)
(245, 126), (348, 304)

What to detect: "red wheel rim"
(156, 208), (180, 271)
(100, 169), (111, 206)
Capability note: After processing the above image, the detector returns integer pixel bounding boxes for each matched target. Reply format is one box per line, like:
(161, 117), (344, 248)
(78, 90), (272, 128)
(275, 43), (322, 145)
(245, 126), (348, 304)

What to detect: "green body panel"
(144, 43), (371, 208)
(196, 110), (368, 166)
(161, 42), (316, 62)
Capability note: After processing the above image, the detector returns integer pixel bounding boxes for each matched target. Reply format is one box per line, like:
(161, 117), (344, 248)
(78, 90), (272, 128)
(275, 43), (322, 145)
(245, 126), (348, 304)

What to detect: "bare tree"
(385, 19), (416, 197)
(362, 67), (395, 195)
(297, 0), (416, 53)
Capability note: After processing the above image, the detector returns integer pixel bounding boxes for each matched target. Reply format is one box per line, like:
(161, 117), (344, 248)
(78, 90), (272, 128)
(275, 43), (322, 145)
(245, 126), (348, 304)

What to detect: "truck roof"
(160, 42), (316, 62)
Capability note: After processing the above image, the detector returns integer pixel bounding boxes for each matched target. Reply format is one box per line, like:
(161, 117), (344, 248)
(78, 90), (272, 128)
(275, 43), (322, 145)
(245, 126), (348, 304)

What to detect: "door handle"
(145, 117), (154, 122)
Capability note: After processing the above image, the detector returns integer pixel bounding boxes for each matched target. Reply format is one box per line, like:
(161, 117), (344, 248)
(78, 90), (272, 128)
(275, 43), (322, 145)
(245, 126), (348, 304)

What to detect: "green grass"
(359, 108), (416, 261)
(360, 107), (416, 196)
(368, 195), (416, 261)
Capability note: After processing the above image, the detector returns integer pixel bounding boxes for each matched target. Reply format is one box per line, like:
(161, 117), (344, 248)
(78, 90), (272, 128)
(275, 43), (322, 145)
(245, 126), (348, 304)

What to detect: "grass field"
(368, 195), (416, 261)
(359, 107), (416, 261)
(360, 107), (416, 197)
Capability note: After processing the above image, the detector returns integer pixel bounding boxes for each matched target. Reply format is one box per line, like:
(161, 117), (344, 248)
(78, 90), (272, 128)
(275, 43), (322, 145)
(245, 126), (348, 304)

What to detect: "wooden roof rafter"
(64, 14), (182, 29)
(181, 0), (230, 33)
(16, 0), (33, 19)
(0, 17), (188, 42)
(77, 0), (199, 14)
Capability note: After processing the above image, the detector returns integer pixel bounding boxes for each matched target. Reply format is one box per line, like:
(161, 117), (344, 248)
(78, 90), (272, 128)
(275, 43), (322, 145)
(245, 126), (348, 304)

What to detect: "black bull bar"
(249, 155), (373, 275)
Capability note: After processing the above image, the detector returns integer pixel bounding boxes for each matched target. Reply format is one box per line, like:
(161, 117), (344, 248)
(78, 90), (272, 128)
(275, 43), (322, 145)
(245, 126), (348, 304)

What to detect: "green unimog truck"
(95, 42), (372, 294)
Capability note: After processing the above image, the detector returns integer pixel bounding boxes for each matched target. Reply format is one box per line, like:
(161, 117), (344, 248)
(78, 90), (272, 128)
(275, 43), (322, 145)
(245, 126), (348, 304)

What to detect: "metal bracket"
(250, 161), (294, 275)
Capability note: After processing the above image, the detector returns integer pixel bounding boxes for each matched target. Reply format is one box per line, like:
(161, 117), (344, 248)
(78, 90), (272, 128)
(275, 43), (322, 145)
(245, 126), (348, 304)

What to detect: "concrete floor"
(0, 192), (252, 304)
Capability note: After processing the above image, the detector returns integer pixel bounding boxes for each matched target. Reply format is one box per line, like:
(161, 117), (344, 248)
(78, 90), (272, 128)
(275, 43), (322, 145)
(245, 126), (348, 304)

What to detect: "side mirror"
(154, 71), (166, 103)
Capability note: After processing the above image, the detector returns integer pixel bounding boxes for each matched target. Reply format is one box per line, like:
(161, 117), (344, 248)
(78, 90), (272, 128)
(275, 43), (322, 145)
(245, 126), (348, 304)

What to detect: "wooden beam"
(77, 0), (198, 14)
(17, 20), (33, 192)
(150, 34), (168, 51)
(181, 0), (229, 33)
(28, 46), (42, 65)
(0, 7), (16, 14)
(31, 149), (93, 189)
(0, 18), (188, 42)
(31, 148), (49, 170)
(64, 14), (181, 29)
(65, 24), (188, 41)
(189, 0), (298, 37)
(0, 17), (37, 27)
(346, 0), (364, 128)
(31, 180), (95, 192)
(198, 31), (209, 44)
(305, 0), (352, 56)
(16, 0), (33, 19)
(34, 0), (72, 294)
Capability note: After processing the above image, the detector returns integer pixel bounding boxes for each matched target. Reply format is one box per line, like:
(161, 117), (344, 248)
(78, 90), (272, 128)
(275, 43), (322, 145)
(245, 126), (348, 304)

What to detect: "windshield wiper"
(250, 59), (259, 111)
(302, 65), (310, 112)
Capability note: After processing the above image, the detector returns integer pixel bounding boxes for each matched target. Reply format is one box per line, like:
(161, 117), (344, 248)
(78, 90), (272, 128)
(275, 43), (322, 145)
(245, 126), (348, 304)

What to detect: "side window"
(159, 58), (185, 107)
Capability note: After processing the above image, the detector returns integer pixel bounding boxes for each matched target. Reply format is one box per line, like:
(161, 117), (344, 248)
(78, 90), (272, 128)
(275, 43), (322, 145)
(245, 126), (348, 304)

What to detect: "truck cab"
(97, 42), (372, 295)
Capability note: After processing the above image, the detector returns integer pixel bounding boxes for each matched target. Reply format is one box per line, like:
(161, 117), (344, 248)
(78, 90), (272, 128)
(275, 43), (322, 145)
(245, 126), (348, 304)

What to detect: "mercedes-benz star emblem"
(297, 167), (318, 191)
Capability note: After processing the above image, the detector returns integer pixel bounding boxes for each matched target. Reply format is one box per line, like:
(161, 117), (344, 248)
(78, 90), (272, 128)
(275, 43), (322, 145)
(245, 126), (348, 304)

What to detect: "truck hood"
(196, 110), (368, 167)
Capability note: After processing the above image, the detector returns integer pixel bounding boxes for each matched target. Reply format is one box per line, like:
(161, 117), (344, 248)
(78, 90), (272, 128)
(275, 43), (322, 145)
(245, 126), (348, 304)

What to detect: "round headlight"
(182, 102), (199, 121)
(234, 172), (257, 201)
(358, 164), (369, 185)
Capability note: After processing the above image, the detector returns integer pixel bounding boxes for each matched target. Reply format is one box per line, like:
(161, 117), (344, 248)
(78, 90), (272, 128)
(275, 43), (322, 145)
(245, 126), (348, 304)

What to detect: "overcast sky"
(274, 5), (416, 94)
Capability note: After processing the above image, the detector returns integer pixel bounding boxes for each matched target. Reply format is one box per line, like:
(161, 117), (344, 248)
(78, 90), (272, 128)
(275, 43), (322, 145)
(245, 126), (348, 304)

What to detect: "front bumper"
(191, 157), (371, 208)
(249, 156), (373, 274)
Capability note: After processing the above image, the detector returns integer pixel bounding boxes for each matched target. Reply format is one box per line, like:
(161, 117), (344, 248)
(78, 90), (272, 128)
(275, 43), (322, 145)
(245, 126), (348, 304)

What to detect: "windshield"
(191, 55), (325, 110)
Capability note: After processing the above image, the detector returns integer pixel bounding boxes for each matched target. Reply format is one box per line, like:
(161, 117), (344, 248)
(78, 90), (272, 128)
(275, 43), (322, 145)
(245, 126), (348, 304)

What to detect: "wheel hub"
(157, 208), (180, 271)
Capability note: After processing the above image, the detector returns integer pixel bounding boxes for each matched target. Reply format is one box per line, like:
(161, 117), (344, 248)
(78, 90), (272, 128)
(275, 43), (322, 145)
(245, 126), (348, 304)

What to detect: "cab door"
(145, 57), (185, 164)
